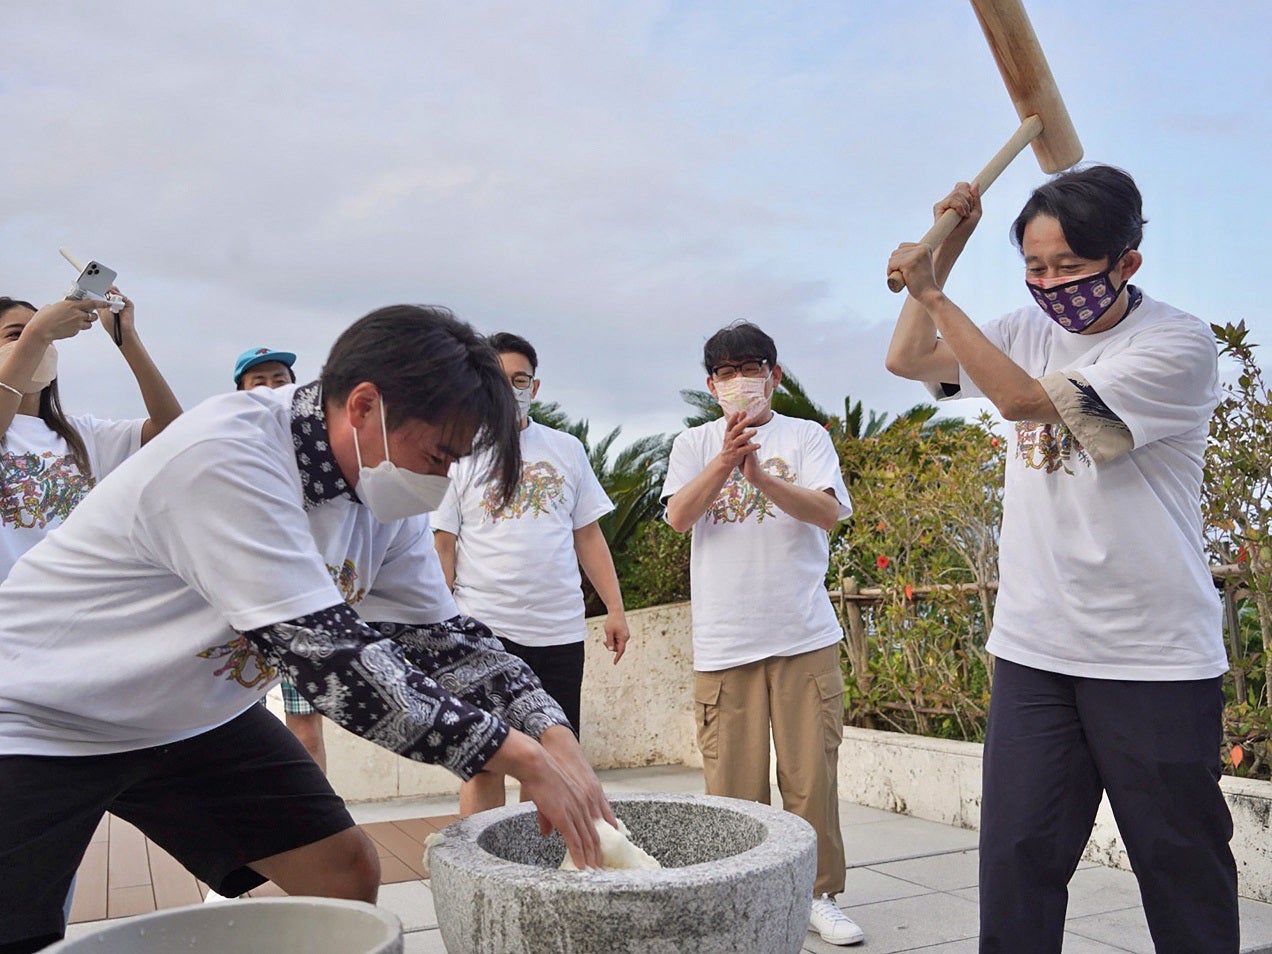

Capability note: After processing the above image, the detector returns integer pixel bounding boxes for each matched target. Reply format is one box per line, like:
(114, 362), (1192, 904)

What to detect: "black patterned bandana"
(290, 382), (357, 511)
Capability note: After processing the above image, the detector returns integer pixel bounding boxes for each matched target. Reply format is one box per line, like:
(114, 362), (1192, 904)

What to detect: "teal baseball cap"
(234, 347), (297, 385)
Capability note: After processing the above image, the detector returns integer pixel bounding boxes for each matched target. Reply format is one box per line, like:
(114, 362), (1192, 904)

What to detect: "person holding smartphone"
(1, 292), (182, 576)
(0, 291), (182, 932)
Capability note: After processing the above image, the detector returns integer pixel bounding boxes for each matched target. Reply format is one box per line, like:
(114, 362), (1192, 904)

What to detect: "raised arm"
(665, 413), (757, 532)
(886, 184), (1059, 424)
(101, 290), (182, 444)
(885, 183), (980, 386)
(0, 299), (99, 439)
(741, 454), (841, 530)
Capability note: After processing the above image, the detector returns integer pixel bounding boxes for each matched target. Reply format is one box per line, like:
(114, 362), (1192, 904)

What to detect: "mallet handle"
(887, 114), (1043, 293)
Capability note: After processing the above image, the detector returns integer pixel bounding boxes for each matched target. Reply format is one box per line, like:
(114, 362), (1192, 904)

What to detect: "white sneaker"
(809, 894), (865, 945)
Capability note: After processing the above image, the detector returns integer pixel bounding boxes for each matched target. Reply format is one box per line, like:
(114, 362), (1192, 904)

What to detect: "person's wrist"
(485, 727), (540, 779)
(22, 321), (57, 346)
(538, 724), (576, 756)
(918, 287), (947, 310)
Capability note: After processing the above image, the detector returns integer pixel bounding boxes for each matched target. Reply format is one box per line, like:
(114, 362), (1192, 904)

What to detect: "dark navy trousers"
(978, 659), (1238, 953)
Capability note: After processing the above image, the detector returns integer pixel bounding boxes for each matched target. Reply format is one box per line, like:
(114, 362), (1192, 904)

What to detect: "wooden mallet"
(887, 0), (1084, 292)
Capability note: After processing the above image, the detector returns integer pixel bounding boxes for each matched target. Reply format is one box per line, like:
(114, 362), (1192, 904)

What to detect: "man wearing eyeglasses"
(433, 332), (630, 817)
(661, 320), (862, 946)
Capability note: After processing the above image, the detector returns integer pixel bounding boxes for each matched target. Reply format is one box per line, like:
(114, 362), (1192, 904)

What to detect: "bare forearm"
(0, 331), (55, 438)
(886, 233), (970, 381)
(752, 475), (840, 531)
(665, 458), (733, 532)
(433, 531), (458, 590)
(918, 290), (1058, 423)
(121, 332), (182, 442)
(574, 524), (625, 613)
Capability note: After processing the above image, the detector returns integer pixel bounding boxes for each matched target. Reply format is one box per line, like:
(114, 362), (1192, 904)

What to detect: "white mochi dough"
(560, 818), (661, 871)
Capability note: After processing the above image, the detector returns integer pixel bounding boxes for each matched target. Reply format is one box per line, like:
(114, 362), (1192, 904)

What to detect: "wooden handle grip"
(887, 114), (1043, 293)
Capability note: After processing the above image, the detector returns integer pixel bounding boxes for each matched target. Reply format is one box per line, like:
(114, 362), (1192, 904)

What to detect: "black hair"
(0, 297), (92, 478)
(702, 320), (778, 375)
(320, 304), (521, 508)
(1011, 164), (1147, 264)
(486, 332), (538, 372)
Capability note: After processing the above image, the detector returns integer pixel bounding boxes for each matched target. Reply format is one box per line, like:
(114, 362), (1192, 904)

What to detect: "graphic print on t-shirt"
(707, 456), (794, 524)
(0, 450), (93, 529)
(197, 634), (277, 688)
(197, 559), (367, 687)
(480, 459), (567, 523)
(1015, 421), (1091, 475)
(328, 559), (365, 605)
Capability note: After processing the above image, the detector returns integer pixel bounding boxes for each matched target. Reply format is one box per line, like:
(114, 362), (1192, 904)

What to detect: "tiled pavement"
(66, 764), (1272, 952)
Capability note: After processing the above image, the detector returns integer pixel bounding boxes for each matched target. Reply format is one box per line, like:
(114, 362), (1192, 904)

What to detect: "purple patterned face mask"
(1026, 257), (1128, 333)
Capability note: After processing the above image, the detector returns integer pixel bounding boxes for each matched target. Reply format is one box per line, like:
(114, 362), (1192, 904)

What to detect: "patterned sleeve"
(1039, 370), (1134, 465)
(370, 615), (573, 740)
(243, 603), (511, 780)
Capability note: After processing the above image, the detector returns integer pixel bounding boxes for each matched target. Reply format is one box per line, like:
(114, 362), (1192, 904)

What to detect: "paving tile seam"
(853, 845), (980, 868)
(1060, 920), (1142, 952)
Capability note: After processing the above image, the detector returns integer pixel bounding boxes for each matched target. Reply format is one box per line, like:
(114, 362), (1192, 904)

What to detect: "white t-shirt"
(0, 385), (457, 756)
(0, 413), (142, 578)
(938, 292), (1225, 680)
(661, 412), (852, 671)
(433, 421), (613, 647)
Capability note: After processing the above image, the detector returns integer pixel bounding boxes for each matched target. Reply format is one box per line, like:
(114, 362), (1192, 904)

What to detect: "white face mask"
(0, 341), (58, 393)
(512, 384), (534, 420)
(715, 373), (771, 423)
(352, 398), (452, 521)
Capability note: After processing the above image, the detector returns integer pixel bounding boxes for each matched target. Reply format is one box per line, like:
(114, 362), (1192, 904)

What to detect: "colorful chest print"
(1, 450), (94, 530)
(1015, 421), (1091, 475)
(708, 456), (795, 524)
(480, 459), (567, 524)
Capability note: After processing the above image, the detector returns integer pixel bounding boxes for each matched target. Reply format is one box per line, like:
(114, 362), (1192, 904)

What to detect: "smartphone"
(73, 261), (118, 300)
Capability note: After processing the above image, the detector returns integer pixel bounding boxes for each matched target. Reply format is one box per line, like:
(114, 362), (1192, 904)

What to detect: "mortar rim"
(427, 792), (815, 888)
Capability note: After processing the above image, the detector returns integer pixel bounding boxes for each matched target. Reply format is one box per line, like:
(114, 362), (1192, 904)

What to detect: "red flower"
(904, 584), (914, 601)
(876, 555), (890, 570)
(990, 437), (1000, 448)
(876, 521), (887, 531)
(1237, 546), (1250, 563)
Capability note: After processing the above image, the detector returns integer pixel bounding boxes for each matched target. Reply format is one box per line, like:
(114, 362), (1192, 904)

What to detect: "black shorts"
(497, 637), (585, 737)
(0, 704), (354, 947)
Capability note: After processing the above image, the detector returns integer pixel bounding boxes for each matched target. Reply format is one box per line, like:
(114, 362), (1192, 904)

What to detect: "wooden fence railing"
(828, 563), (1250, 692)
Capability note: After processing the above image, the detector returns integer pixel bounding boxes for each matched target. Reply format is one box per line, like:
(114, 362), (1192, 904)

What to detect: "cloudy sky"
(4, 1), (1268, 447)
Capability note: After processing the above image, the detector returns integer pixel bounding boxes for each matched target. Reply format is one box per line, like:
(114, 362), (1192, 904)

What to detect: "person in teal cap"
(233, 347), (296, 391)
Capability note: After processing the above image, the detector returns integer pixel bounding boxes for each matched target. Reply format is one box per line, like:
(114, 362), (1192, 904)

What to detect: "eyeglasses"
(710, 360), (768, 382)
(508, 372), (534, 389)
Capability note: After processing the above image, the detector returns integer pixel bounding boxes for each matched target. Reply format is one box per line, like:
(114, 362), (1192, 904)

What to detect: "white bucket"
(46, 898), (402, 953)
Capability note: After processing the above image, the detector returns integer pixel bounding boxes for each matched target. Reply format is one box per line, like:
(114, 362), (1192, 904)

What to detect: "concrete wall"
(836, 727), (1272, 904)
(268, 601), (701, 804)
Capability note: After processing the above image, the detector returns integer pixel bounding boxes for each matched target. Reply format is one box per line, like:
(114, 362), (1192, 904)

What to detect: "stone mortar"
(427, 792), (815, 954)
